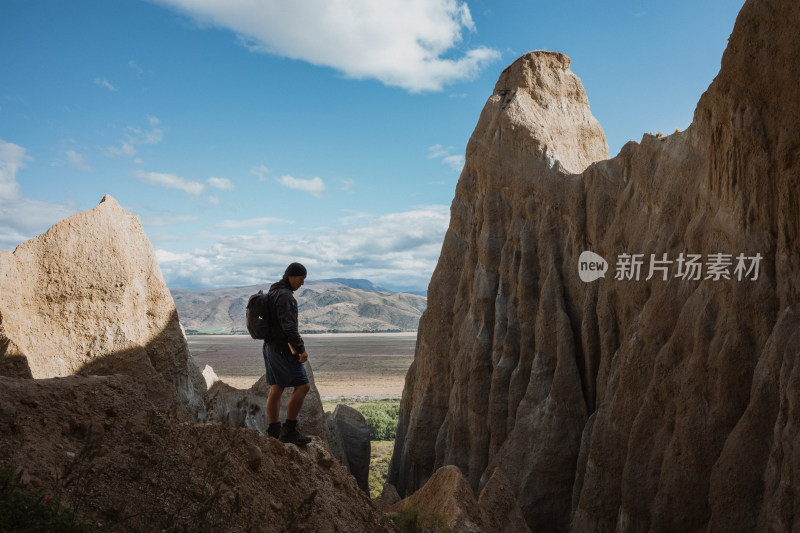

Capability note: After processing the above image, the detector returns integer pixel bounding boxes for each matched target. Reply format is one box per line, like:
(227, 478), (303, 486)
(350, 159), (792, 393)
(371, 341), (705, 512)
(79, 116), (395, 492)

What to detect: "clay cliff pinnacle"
(483, 50), (608, 175)
(390, 0), (800, 531)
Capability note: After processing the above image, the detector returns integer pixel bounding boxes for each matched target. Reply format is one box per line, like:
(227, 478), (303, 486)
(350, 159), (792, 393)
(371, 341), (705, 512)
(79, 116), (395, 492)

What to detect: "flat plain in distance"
(187, 332), (416, 398)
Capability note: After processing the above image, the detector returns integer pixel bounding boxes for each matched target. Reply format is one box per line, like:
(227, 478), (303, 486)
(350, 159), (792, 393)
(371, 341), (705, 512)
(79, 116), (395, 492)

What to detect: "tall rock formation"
(390, 0), (800, 531)
(0, 195), (206, 418)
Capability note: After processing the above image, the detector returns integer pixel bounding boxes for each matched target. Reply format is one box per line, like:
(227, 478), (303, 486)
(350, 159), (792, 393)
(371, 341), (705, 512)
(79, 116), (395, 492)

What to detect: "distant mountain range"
(170, 279), (427, 334)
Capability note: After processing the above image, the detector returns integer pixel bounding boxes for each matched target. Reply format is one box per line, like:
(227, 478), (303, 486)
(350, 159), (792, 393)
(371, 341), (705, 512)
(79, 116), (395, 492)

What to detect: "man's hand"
(298, 351), (308, 363)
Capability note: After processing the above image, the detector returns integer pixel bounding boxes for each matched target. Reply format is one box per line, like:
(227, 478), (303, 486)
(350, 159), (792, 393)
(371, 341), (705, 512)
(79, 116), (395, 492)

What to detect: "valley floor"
(187, 332), (416, 399)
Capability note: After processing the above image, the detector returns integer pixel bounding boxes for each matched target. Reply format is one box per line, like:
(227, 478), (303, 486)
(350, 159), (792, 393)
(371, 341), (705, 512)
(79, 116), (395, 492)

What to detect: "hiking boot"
(279, 419), (312, 446)
(267, 422), (281, 439)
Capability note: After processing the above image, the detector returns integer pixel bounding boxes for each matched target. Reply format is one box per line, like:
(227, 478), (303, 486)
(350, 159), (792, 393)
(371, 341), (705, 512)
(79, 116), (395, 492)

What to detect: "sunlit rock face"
(390, 0), (800, 530)
(0, 195), (206, 419)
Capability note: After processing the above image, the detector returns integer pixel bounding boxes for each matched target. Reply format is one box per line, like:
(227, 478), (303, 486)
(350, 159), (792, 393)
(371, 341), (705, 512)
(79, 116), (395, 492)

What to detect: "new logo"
(578, 251), (608, 282)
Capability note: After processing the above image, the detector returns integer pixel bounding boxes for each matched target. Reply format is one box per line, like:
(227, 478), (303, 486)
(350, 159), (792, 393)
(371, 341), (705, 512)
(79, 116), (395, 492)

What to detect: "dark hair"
(284, 262), (307, 277)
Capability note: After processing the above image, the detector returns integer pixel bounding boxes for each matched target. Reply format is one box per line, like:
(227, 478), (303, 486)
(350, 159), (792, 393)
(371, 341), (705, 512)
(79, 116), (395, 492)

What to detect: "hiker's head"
(284, 262), (307, 291)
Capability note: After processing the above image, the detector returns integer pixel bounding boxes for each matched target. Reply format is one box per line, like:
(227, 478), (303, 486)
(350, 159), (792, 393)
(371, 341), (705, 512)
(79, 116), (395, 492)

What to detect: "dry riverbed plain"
(187, 332), (416, 399)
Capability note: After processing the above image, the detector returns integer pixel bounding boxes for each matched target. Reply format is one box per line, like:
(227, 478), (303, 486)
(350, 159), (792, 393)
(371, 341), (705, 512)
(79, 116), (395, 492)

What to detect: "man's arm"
(274, 292), (306, 356)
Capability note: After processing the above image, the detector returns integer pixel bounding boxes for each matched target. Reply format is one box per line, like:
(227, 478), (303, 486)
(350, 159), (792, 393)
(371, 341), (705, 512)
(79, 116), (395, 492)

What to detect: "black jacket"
(266, 278), (305, 356)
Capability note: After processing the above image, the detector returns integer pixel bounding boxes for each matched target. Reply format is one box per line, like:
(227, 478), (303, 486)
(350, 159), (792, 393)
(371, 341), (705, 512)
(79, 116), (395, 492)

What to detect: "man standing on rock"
(264, 262), (312, 446)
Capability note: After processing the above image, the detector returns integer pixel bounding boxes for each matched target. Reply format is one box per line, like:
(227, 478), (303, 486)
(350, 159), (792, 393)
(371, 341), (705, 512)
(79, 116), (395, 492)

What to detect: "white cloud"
(217, 217), (287, 229)
(64, 149), (93, 171)
(442, 154), (465, 171)
(336, 178), (356, 191)
(427, 144), (450, 159)
(129, 60), (145, 76)
(250, 164), (270, 181)
(276, 175), (326, 197)
(208, 176), (234, 191)
(128, 125), (164, 145)
(0, 139), (31, 201)
(156, 249), (191, 263)
(132, 170), (206, 195)
(150, 0), (500, 92)
(107, 117), (165, 158)
(339, 210), (372, 225)
(156, 205), (450, 290)
(107, 142), (137, 157)
(0, 139), (77, 251)
(94, 77), (117, 91)
(427, 144), (464, 171)
(0, 197), (77, 251)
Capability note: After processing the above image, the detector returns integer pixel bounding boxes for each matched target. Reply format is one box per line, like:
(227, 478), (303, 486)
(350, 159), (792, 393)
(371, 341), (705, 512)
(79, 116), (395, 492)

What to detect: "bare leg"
(286, 383), (310, 420)
(267, 385), (284, 423)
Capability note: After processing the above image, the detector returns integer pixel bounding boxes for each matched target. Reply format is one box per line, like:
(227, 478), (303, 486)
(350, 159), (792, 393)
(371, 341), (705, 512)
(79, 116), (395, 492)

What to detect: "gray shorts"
(263, 343), (309, 388)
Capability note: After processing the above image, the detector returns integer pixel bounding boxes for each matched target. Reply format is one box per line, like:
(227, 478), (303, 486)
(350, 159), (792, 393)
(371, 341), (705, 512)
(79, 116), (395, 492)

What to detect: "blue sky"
(1, 0), (744, 292)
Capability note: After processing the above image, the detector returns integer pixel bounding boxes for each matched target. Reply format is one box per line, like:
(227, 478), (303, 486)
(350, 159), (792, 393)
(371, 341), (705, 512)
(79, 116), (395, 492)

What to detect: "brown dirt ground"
(0, 373), (398, 532)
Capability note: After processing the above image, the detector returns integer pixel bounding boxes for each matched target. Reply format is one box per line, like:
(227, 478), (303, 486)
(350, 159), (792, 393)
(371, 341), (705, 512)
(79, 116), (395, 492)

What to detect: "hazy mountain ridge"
(171, 279), (427, 334)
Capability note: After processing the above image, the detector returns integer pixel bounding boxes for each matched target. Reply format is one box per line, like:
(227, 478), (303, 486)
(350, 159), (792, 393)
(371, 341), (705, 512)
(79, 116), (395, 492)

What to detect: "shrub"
(369, 450), (392, 500)
(0, 465), (91, 532)
(357, 402), (400, 441)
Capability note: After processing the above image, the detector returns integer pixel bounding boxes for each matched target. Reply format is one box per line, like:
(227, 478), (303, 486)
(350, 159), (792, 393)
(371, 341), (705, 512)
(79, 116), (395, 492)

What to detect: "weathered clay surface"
(0, 195), (206, 419)
(390, 465), (531, 533)
(390, 465), (485, 533)
(390, 0), (800, 531)
(381, 482), (402, 506)
(477, 468), (533, 533)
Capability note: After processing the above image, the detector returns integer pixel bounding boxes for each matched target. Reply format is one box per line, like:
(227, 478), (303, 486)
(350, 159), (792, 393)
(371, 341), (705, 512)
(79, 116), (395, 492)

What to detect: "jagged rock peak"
(483, 50), (608, 174)
(99, 193), (119, 205)
(495, 51), (572, 91)
(0, 194), (206, 419)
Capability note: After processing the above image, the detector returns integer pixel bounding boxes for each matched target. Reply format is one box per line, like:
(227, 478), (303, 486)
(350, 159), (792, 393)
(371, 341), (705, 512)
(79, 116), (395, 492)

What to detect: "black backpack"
(246, 290), (271, 340)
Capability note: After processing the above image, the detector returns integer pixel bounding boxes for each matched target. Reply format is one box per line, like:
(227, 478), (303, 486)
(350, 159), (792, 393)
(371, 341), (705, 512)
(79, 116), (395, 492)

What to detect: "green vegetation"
(358, 402), (400, 441)
(390, 504), (452, 533)
(323, 399), (401, 500)
(369, 441), (394, 499)
(0, 465), (90, 532)
(321, 399), (400, 441)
